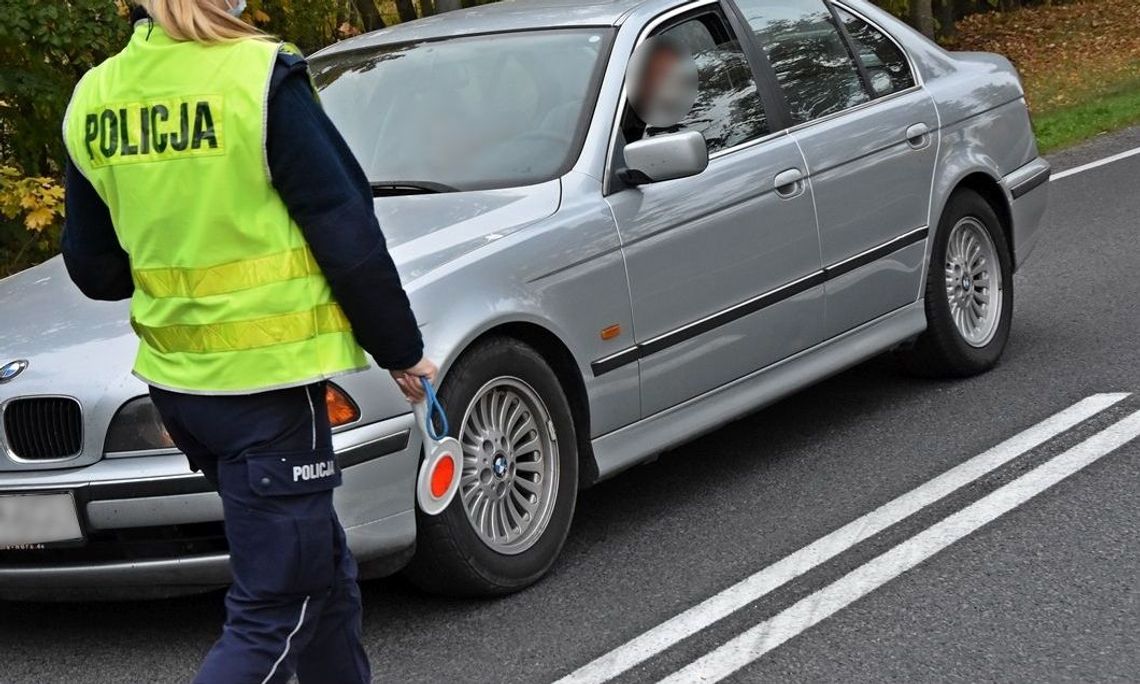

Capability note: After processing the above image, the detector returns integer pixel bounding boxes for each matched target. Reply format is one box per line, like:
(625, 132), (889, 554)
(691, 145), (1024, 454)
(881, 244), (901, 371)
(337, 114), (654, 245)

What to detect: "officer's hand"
(390, 357), (439, 403)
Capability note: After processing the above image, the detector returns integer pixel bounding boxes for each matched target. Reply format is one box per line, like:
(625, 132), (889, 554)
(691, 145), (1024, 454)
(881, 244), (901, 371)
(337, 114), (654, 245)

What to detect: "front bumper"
(0, 414), (420, 600)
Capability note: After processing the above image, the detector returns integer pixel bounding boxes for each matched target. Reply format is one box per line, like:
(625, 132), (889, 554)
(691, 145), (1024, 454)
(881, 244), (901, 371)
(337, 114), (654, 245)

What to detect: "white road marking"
(555, 394), (1128, 684)
(662, 408), (1140, 683)
(1052, 145), (1140, 181)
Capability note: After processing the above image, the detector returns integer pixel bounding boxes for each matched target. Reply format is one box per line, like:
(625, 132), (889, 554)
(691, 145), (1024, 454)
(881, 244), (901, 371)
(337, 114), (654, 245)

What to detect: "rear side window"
(834, 6), (915, 96)
(734, 0), (869, 124)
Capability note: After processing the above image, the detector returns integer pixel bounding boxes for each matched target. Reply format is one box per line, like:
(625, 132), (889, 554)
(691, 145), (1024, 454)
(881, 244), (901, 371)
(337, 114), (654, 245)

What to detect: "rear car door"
(732, 0), (938, 337)
(605, 4), (824, 417)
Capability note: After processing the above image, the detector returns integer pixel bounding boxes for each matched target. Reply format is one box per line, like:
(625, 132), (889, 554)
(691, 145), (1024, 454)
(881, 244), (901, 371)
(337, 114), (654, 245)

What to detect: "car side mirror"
(619, 130), (708, 186)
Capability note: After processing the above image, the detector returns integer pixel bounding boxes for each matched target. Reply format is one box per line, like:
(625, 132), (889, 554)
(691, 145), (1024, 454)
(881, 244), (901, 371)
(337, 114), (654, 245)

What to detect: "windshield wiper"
(369, 180), (459, 197)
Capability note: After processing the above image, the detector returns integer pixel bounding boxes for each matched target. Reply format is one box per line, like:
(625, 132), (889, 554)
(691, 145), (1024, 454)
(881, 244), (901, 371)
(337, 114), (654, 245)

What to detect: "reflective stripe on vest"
(133, 246), (320, 298)
(133, 302), (352, 354)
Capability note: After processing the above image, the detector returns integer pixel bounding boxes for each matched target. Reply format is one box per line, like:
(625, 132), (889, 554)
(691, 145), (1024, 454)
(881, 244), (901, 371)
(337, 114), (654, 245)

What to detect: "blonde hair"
(139, 0), (267, 43)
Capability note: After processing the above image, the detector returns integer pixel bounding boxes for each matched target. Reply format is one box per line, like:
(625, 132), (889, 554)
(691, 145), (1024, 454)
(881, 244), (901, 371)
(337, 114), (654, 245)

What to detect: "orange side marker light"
(600, 324), (622, 341)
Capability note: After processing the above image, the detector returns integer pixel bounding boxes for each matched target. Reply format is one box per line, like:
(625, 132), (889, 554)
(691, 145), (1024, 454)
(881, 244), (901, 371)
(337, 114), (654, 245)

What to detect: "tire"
(404, 337), (579, 596)
(899, 188), (1014, 377)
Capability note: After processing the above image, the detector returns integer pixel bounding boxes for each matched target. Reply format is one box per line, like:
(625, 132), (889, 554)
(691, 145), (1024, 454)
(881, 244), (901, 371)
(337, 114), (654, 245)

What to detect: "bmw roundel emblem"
(0, 360), (28, 384)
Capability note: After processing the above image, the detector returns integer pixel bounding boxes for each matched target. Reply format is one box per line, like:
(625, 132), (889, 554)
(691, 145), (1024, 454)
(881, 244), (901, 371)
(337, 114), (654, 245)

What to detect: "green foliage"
(0, 0), (130, 177)
(246, 0), (362, 54)
(0, 167), (65, 277)
(0, 0), (130, 276)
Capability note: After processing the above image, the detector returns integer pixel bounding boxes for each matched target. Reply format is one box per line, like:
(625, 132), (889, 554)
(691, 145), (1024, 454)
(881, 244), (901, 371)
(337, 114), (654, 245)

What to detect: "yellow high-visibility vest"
(63, 23), (367, 394)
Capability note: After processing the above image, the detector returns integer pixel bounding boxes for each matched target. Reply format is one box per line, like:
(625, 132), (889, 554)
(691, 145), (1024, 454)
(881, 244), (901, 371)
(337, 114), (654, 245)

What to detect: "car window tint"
(834, 6), (915, 96)
(735, 0), (869, 124)
(625, 13), (770, 155)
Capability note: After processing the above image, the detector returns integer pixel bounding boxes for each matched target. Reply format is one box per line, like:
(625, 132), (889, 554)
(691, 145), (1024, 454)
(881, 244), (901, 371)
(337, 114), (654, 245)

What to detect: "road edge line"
(661, 408), (1140, 683)
(554, 393), (1129, 684)
(1052, 145), (1140, 181)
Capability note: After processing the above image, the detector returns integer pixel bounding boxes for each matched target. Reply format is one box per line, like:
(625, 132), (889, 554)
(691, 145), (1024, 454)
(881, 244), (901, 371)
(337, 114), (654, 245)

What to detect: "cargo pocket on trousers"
(227, 448), (342, 596)
(246, 448), (343, 496)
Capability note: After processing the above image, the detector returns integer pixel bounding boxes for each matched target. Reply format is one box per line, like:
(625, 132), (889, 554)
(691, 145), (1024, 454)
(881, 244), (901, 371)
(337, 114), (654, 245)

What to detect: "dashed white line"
(555, 393), (1129, 684)
(662, 407), (1140, 683)
(1052, 144), (1140, 181)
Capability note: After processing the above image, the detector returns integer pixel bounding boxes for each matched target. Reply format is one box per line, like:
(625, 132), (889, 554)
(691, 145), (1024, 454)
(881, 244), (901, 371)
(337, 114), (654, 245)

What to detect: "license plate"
(0, 492), (83, 550)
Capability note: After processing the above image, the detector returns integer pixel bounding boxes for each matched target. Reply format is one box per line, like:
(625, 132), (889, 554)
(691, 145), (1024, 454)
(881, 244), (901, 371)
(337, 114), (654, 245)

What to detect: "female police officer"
(61, 1), (437, 681)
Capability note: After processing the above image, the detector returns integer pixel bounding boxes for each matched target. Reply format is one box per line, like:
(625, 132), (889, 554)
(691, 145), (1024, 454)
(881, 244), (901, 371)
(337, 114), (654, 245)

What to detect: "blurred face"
(639, 46), (682, 107)
(626, 37), (699, 128)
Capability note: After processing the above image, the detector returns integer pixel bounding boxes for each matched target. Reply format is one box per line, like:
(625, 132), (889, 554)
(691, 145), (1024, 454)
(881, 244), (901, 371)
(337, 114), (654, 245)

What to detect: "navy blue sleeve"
(267, 55), (423, 370)
(61, 161), (134, 301)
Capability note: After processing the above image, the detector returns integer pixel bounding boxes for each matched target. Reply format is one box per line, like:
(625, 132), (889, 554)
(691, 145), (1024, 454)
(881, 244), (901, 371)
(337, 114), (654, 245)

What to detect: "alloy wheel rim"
(944, 217), (1002, 348)
(459, 377), (558, 555)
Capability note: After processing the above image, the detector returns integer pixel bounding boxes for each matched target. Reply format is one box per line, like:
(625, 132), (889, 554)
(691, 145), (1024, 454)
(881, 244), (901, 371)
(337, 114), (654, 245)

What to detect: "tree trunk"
(420, 0), (436, 17)
(936, 0), (958, 40)
(909, 0), (935, 39)
(394, 0), (418, 22)
(352, 0), (385, 31)
(435, 0), (461, 12)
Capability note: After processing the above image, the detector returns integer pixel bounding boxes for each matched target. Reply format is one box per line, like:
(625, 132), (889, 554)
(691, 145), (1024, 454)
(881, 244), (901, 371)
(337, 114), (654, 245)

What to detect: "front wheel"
(404, 338), (578, 596)
(899, 189), (1014, 377)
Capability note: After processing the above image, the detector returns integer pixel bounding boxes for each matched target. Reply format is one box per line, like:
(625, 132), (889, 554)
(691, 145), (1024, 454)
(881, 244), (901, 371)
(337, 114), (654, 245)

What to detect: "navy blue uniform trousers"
(150, 382), (371, 684)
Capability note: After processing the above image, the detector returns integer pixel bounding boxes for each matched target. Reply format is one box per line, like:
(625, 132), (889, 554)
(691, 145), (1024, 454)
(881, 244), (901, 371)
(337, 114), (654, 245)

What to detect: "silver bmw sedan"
(0, 0), (1049, 600)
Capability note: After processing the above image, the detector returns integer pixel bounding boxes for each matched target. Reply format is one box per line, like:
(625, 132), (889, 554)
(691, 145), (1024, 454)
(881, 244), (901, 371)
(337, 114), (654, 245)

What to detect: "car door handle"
(774, 168), (804, 198)
(906, 123), (931, 149)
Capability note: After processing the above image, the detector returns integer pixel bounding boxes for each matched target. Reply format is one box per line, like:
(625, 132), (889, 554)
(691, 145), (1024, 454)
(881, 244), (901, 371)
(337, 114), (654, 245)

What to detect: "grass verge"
(1032, 77), (1140, 153)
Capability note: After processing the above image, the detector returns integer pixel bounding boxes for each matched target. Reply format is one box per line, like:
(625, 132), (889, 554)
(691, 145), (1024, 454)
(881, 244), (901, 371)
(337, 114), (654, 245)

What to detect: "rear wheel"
(405, 338), (578, 596)
(899, 189), (1013, 377)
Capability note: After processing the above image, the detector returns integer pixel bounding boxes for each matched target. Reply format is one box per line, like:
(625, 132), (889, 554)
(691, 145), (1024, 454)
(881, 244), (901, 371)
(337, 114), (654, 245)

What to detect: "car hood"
(377, 179), (561, 282)
(0, 257), (135, 389)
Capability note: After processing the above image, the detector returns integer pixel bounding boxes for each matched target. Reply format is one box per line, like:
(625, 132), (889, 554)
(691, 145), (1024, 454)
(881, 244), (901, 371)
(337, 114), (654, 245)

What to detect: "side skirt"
(589, 300), (927, 481)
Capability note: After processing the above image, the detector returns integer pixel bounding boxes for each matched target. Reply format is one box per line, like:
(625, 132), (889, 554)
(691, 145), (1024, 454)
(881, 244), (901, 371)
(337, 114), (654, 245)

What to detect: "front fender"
(405, 172), (640, 437)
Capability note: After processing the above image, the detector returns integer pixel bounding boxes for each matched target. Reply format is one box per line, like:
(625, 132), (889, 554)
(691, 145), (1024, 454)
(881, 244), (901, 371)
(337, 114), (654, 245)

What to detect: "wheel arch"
(954, 172), (1014, 266)
(456, 321), (600, 488)
(933, 169), (1014, 272)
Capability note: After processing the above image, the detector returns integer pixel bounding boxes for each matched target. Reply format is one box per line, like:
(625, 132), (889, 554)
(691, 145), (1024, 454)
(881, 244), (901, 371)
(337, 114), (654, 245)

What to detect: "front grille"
(3, 397), (83, 460)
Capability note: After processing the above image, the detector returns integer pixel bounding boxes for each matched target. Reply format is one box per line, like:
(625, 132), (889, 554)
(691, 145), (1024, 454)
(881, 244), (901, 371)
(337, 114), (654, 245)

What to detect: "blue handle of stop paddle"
(420, 377), (449, 441)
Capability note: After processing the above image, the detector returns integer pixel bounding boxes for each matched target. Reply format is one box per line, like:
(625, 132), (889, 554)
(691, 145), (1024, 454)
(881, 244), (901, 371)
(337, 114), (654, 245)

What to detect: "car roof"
(313, 0), (653, 58)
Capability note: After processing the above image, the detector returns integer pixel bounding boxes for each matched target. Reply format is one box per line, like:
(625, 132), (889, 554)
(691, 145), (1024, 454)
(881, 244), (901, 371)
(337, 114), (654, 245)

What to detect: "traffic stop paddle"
(414, 377), (462, 515)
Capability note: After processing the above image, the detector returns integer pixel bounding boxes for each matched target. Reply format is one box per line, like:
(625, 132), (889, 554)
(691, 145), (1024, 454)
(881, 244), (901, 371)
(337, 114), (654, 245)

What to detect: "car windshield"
(311, 29), (613, 193)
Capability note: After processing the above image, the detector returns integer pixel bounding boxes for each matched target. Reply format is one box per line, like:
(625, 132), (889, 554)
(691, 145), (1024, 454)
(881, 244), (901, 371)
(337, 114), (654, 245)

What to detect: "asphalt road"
(4, 127), (1140, 684)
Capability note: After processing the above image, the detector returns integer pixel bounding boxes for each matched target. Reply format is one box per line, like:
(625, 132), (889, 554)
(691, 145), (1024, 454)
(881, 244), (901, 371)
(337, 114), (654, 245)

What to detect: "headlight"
(104, 396), (176, 453)
(104, 384), (360, 454)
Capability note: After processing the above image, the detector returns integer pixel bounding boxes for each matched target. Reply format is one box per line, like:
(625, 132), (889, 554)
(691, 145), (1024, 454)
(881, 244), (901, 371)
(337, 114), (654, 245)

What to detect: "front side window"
(834, 7), (915, 96)
(735, 0), (868, 124)
(311, 29), (611, 192)
(622, 12), (770, 156)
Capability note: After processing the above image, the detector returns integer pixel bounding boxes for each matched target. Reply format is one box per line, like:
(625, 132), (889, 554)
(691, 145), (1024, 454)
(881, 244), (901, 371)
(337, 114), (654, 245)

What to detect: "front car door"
(732, 0), (939, 337)
(604, 2), (825, 417)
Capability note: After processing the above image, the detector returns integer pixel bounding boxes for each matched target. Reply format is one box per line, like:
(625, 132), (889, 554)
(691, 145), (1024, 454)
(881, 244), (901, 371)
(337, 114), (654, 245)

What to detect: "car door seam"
(918, 83), (944, 300)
